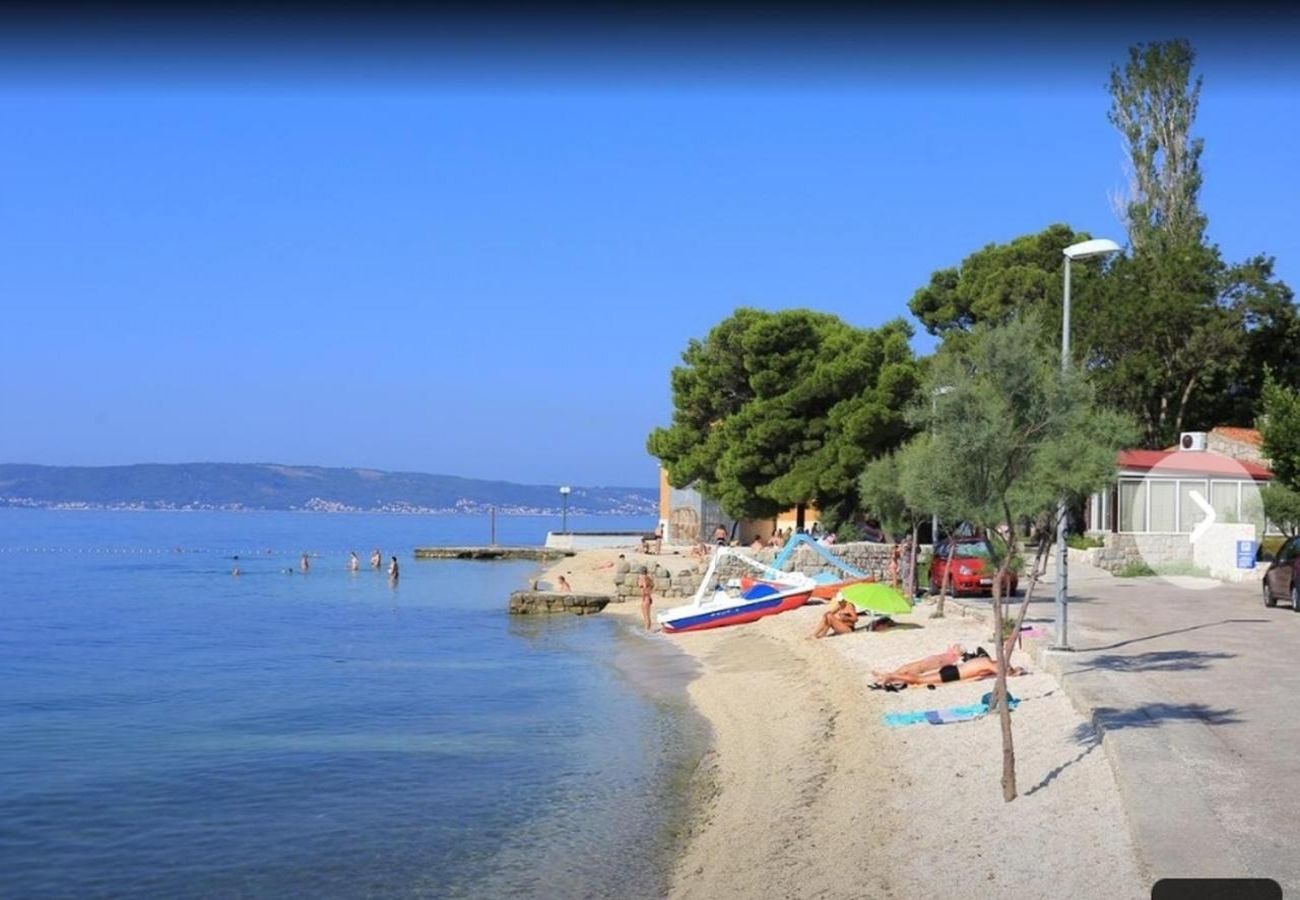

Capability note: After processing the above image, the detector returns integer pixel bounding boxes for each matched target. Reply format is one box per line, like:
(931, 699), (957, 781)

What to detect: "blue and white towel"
(882, 692), (1020, 727)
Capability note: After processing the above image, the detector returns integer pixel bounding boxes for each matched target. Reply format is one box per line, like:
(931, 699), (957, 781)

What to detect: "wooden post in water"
(490, 507), (497, 545)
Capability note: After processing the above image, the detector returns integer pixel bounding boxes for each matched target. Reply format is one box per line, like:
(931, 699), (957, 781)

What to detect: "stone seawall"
(414, 546), (574, 561)
(508, 590), (611, 615)
(614, 542), (902, 601)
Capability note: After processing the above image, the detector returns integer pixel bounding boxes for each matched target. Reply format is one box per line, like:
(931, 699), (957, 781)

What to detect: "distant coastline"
(0, 500), (646, 515)
(0, 462), (656, 516)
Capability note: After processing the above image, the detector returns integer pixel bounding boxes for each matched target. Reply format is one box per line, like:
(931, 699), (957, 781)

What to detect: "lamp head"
(1063, 238), (1122, 261)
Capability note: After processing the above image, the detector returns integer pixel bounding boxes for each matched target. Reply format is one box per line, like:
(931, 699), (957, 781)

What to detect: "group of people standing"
(237, 549), (399, 580)
(345, 549), (399, 580)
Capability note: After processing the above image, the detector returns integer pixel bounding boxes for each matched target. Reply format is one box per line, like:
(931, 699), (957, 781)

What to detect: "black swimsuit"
(939, 664), (961, 683)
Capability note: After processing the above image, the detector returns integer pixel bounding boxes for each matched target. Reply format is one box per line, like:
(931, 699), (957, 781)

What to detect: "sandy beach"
(542, 547), (1145, 899)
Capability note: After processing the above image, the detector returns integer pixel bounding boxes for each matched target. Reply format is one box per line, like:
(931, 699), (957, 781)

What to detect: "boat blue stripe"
(662, 596), (785, 631)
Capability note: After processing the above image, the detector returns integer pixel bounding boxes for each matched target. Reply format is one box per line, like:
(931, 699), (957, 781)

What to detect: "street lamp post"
(1055, 238), (1121, 650)
(559, 485), (571, 534)
(931, 385), (954, 545)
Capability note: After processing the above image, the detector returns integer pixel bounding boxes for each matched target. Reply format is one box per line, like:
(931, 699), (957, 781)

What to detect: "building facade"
(1086, 428), (1273, 537)
(657, 468), (820, 545)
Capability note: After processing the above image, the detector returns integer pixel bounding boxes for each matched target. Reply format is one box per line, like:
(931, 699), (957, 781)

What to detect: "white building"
(1086, 430), (1273, 536)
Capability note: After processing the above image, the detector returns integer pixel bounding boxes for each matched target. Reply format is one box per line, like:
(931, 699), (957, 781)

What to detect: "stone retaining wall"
(1086, 527), (1260, 581)
(612, 541), (904, 600)
(1090, 533), (1192, 572)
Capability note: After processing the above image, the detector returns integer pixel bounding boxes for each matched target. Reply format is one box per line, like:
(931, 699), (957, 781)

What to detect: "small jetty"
(509, 590), (612, 616)
(413, 546), (575, 561)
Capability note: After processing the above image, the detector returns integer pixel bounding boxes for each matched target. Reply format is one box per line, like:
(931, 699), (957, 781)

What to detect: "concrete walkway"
(959, 563), (1299, 893)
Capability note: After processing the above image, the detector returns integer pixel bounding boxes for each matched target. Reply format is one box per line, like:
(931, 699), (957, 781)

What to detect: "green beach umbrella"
(839, 582), (912, 616)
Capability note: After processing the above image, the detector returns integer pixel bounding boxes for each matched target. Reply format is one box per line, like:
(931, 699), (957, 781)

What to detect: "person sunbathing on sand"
(873, 645), (1024, 686)
(811, 598), (859, 638)
(596, 554), (626, 571)
(872, 644), (965, 679)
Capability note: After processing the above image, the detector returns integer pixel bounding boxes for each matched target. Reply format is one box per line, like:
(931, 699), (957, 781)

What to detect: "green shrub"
(1116, 560), (1156, 577)
(1153, 560), (1214, 579)
(1066, 534), (1105, 550)
(834, 522), (867, 543)
(1261, 535), (1287, 559)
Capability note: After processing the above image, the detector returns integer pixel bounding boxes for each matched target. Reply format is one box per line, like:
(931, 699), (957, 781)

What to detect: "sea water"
(0, 510), (705, 898)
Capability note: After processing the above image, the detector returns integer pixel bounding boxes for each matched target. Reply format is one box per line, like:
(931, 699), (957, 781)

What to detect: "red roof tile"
(1211, 426), (1263, 447)
(1117, 448), (1272, 480)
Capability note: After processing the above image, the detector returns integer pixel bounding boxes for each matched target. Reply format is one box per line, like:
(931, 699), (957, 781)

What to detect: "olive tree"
(918, 314), (1135, 801)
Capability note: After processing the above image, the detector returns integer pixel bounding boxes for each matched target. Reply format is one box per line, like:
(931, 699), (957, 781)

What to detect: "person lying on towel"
(873, 643), (1024, 687)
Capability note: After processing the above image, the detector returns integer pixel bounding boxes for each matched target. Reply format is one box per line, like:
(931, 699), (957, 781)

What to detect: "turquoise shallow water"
(0, 510), (704, 898)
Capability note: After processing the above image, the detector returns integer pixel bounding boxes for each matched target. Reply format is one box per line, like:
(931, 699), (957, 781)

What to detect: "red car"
(928, 537), (1018, 597)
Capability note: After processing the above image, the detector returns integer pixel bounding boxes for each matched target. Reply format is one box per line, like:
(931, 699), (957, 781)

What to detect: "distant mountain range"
(0, 463), (657, 515)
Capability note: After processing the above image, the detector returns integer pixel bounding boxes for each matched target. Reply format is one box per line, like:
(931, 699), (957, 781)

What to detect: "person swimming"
(388, 556), (399, 580)
(348, 551), (360, 572)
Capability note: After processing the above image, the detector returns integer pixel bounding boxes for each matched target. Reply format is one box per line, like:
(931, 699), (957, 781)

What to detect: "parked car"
(928, 536), (1019, 597)
(1260, 536), (1300, 610)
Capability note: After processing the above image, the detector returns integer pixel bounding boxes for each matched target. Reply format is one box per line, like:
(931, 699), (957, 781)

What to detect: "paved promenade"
(964, 564), (1299, 893)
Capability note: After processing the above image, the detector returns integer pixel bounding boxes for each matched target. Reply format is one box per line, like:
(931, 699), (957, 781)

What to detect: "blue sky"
(2, 17), (1297, 487)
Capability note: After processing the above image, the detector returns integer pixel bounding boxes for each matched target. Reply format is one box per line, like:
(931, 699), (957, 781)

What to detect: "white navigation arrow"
(1188, 490), (1217, 544)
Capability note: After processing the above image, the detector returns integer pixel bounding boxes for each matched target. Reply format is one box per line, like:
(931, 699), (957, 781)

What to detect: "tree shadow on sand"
(1064, 648), (1236, 676)
(1024, 722), (1103, 797)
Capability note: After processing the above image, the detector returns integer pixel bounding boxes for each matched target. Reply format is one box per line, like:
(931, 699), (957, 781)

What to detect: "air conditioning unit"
(1180, 431), (1208, 451)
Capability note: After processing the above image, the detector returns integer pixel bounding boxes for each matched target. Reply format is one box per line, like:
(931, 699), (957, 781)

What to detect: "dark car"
(1261, 536), (1300, 610)
(928, 536), (1019, 598)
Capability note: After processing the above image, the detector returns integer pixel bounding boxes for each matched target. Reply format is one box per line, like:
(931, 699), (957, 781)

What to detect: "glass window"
(1119, 479), (1147, 532)
(952, 540), (994, 559)
(1178, 480), (1208, 533)
(1210, 481), (1240, 524)
(1149, 481), (1177, 532)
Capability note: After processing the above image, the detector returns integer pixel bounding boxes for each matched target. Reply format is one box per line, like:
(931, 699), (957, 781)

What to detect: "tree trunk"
(934, 533), (956, 619)
(1007, 536), (1052, 663)
(990, 532), (1055, 804)
(1173, 374), (1198, 438)
(993, 504), (1038, 803)
(990, 565), (1017, 802)
(905, 526), (919, 602)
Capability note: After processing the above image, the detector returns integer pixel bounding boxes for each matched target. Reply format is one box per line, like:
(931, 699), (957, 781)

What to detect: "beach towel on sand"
(883, 692), (1020, 727)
